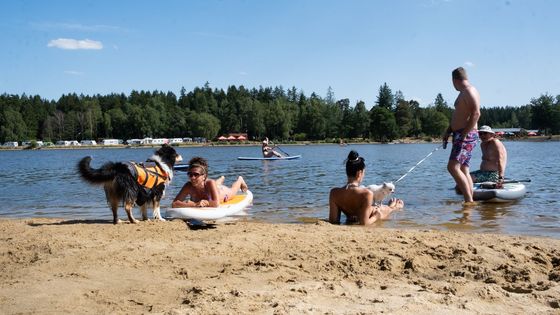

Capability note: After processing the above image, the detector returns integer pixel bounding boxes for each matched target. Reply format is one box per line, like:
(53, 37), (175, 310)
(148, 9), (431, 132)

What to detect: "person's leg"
(371, 198), (403, 221)
(461, 165), (474, 201)
(221, 176), (249, 201)
(448, 160), (474, 203)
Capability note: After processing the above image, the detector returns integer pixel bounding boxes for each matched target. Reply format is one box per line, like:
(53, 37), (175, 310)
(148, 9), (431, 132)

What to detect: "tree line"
(1, 83), (559, 144)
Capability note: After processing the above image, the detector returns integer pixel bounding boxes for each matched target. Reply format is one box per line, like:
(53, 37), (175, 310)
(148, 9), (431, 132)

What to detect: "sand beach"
(1, 218), (559, 314)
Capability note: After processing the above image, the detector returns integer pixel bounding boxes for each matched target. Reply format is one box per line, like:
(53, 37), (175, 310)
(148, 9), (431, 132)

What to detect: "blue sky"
(1, 0), (558, 108)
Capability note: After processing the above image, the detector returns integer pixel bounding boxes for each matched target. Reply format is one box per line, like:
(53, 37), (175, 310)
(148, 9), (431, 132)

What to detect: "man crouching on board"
(443, 67), (481, 205)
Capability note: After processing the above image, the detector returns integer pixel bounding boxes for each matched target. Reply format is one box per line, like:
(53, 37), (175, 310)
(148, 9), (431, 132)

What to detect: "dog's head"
(383, 182), (395, 193)
(154, 144), (183, 167)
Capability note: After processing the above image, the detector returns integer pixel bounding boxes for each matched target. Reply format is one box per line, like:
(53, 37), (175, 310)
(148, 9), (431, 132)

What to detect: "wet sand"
(1, 218), (559, 314)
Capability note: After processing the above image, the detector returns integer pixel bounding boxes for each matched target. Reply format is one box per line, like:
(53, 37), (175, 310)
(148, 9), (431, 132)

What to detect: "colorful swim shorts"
(470, 170), (499, 183)
(449, 129), (479, 166)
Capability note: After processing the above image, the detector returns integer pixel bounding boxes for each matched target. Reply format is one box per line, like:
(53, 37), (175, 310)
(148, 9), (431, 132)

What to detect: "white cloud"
(47, 38), (103, 50)
(239, 71), (248, 76)
(464, 61), (475, 67)
(64, 70), (84, 76)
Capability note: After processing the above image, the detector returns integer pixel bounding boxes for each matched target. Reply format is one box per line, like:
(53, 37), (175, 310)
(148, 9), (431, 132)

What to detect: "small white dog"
(366, 182), (396, 205)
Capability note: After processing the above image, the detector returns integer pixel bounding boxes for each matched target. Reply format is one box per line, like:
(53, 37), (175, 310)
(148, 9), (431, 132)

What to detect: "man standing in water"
(443, 67), (481, 204)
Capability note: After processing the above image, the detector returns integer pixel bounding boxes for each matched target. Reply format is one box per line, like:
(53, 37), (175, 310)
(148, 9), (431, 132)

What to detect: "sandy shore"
(1, 218), (559, 314)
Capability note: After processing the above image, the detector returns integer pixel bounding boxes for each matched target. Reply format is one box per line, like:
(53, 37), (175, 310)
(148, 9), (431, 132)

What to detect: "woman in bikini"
(329, 150), (403, 225)
(172, 157), (248, 208)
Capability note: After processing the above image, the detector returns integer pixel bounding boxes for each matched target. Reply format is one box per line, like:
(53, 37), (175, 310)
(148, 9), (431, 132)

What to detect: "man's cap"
(478, 125), (495, 134)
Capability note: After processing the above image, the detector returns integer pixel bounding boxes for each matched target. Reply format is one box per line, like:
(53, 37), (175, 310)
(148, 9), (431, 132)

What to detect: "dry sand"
(1, 218), (559, 314)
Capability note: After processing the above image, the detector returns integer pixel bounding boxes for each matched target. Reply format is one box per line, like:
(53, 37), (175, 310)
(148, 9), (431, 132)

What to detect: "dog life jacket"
(126, 161), (169, 189)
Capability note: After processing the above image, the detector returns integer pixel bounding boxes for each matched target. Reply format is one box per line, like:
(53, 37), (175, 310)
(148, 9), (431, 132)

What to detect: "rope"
(394, 144), (443, 183)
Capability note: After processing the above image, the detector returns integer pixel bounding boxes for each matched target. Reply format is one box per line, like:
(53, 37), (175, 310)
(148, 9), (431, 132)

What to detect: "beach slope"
(1, 218), (559, 314)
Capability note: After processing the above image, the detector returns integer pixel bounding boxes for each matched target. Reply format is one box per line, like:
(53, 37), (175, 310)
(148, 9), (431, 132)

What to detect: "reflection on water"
(1, 142), (559, 238)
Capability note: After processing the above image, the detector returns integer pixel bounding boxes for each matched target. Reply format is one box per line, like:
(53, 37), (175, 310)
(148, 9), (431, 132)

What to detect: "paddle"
(478, 179), (531, 189)
(502, 179), (531, 183)
(270, 141), (290, 157)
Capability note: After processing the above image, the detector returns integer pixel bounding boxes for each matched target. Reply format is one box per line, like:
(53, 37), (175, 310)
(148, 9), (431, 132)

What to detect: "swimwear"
(470, 170), (499, 183)
(449, 129), (479, 166)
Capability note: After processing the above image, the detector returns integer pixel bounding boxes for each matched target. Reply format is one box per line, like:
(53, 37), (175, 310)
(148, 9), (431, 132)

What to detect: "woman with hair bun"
(329, 150), (403, 225)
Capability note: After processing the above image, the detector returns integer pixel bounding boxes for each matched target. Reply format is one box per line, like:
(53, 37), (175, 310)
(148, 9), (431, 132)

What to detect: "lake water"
(1, 142), (559, 238)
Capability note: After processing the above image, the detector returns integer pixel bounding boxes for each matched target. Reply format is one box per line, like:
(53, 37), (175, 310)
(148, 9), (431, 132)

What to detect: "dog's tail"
(77, 156), (127, 184)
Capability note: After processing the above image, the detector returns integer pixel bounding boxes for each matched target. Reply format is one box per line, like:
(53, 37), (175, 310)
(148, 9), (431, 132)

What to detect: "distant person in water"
(262, 137), (283, 158)
(172, 157), (248, 208)
(470, 125), (507, 184)
(329, 150), (403, 225)
(442, 67), (481, 204)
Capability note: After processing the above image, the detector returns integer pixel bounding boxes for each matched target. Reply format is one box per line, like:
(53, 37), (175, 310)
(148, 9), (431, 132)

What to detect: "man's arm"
(497, 141), (507, 179)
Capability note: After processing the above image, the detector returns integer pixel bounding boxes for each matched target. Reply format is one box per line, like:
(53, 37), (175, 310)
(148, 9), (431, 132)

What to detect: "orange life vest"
(130, 162), (168, 189)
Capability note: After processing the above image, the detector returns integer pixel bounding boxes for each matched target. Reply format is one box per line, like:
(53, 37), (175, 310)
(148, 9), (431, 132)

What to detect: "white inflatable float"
(166, 190), (253, 220)
(473, 182), (527, 203)
(237, 155), (301, 160)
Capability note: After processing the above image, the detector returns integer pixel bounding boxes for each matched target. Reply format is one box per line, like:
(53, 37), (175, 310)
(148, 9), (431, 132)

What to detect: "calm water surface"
(1, 142), (559, 238)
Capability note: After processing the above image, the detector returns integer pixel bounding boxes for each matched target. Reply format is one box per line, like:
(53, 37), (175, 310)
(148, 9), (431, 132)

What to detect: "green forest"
(1, 83), (559, 144)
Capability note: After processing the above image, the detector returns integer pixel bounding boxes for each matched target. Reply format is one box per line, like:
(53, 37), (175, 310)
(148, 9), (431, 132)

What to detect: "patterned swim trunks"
(470, 170), (499, 183)
(449, 129), (479, 166)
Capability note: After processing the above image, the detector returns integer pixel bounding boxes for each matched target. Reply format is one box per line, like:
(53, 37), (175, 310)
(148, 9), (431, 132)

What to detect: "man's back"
(451, 85), (480, 131)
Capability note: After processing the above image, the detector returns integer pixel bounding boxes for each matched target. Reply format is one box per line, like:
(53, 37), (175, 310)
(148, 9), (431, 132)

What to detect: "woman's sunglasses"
(187, 172), (203, 178)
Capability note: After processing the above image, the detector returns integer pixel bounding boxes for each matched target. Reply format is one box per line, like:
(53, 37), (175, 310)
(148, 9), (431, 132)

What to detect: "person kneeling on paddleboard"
(172, 157), (248, 208)
(262, 137), (283, 158)
(470, 125), (507, 186)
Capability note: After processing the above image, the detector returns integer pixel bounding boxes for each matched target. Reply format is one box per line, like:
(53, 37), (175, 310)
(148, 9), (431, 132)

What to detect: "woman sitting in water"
(172, 157), (248, 208)
(329, 150), (404, 225)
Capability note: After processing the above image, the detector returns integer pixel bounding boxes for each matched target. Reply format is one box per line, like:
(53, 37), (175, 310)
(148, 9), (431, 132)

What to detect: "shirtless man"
(470, 125), (507, 184)
(443, 67), (481, 204)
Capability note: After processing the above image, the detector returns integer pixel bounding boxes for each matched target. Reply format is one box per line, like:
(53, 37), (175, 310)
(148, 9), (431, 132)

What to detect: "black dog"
(78, 144), (182, 224)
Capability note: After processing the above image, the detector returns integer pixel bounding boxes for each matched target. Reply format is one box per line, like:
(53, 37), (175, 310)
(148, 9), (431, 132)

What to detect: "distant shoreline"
(1, 135), (558, 151)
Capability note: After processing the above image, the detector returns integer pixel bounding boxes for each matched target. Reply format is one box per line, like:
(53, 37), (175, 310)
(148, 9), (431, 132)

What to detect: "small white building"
(183, 137), (193, 143)
(169, 138), (183, 144)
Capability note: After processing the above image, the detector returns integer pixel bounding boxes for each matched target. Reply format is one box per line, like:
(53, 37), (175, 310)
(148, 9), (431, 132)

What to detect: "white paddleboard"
(237, 155), (301, 160)
(166, 190), (253, 220)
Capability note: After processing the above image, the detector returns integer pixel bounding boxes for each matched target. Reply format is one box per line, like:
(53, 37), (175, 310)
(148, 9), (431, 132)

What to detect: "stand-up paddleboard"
(473, 182), (526, 203)
(166, 190), (253, 220)
(174, 164), (189, 171)
(237, 155), (301, 160)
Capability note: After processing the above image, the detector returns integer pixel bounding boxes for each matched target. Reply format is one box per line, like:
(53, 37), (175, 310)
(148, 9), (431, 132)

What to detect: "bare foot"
(388, 198), (404, 210)
(238, 176), (249, 192)
(216, 176), (225, 186)
(462, 201), (478, 207)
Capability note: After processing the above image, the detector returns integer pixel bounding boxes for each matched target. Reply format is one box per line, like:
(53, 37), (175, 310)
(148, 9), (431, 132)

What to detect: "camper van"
(80, 140), (97, 146)
(2, 141), (18, 147)
(101, 139), (119, 145)
(126, 139), (143, 145)
(151, 138), (169, 145)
